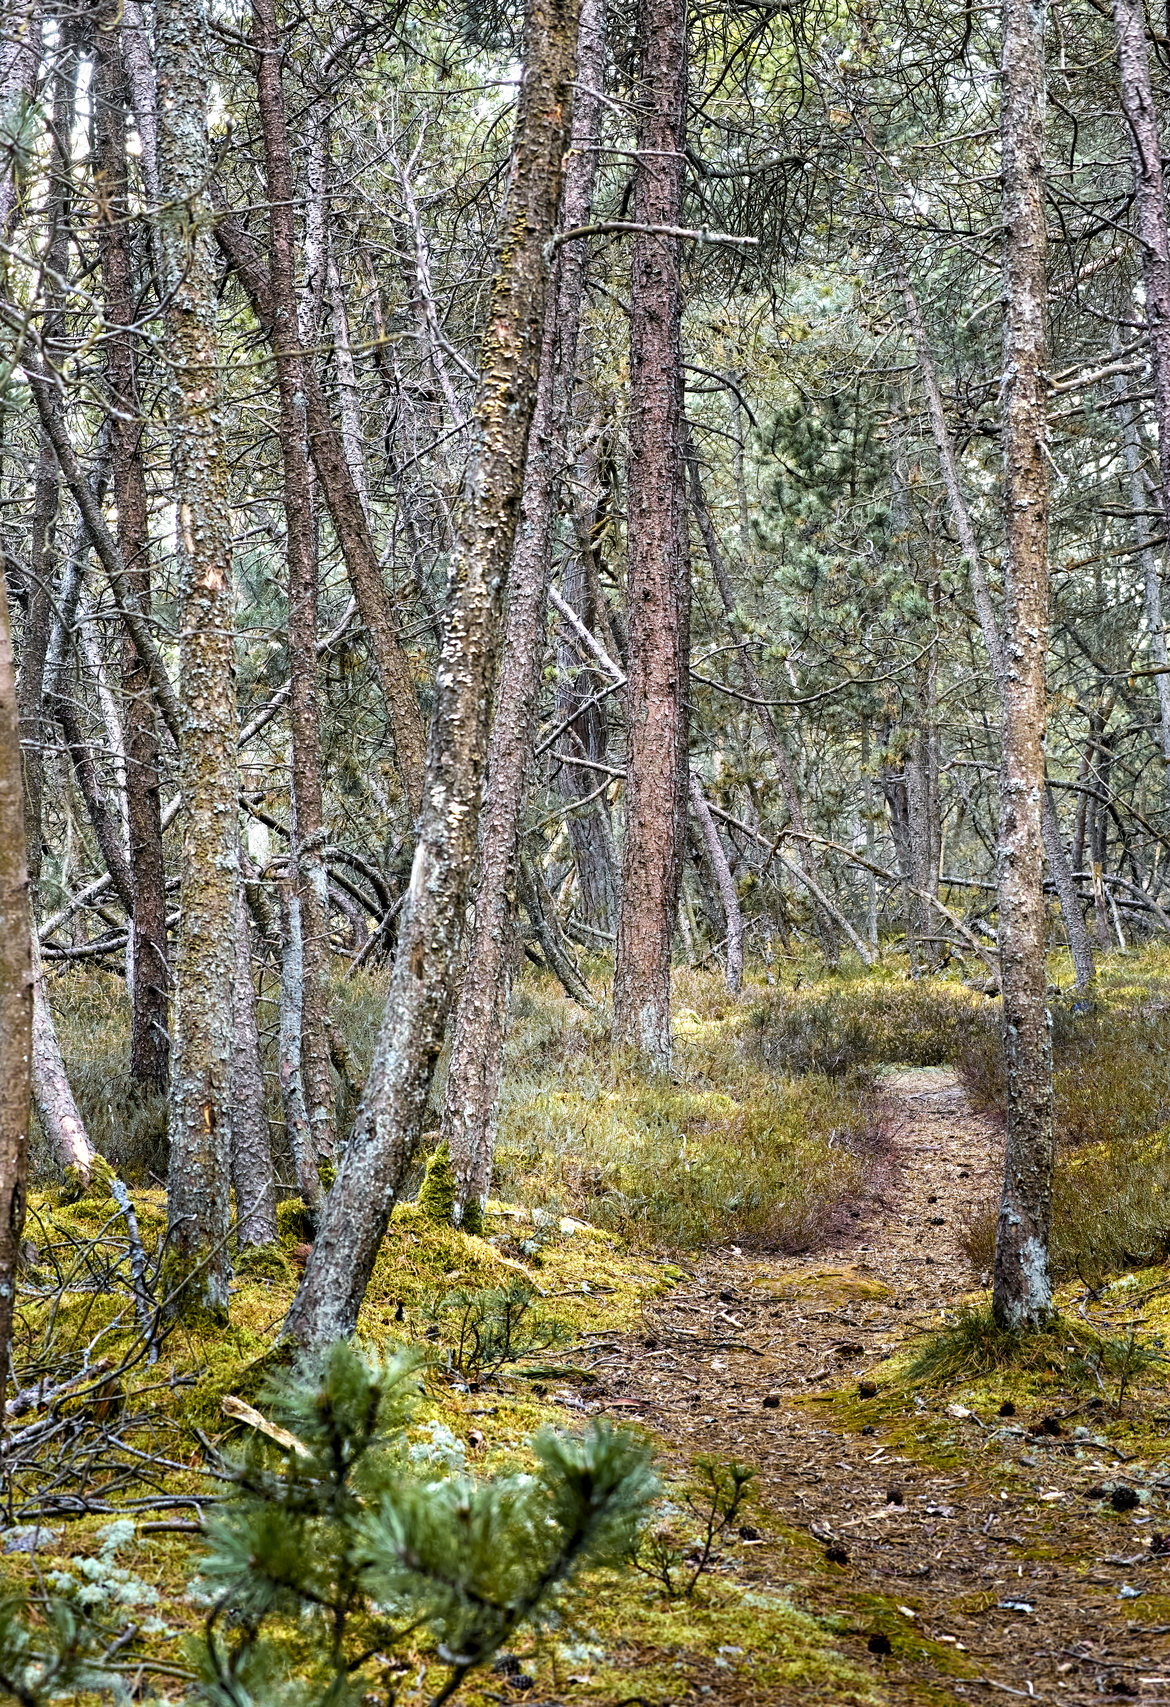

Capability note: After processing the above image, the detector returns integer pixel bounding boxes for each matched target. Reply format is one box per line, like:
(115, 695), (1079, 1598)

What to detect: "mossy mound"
(417, 1140), (456, 1225)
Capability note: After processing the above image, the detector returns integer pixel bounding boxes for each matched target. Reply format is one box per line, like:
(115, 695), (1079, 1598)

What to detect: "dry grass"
(492, 969), (887, 1251)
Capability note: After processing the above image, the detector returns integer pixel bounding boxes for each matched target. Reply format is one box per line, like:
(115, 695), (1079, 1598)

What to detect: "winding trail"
(595, 1067), (1170, 1705)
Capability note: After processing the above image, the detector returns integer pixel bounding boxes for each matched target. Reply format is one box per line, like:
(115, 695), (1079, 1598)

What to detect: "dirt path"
(593, 1067), (1170, 1705)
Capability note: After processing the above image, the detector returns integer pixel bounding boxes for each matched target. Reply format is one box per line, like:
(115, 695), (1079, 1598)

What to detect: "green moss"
(417, 1141), (456, 1226)
(234, 1242), (293, 1284)
(58, 1153), (115, 1207)
(461, 1196), (485, 1237)
(276, 1197), (313, 1245)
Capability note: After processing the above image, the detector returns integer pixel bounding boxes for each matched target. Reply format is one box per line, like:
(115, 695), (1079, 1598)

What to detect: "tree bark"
(156, 0), (239, 1317)
(15, 29), (75, 906)
(94, 22), (169, 1092)
(31, 925), (94, 1184)
(278, 877), (323, 1212)
(612, 0), (690, 1070)
(993, 0), (1055, 1331)
(1117, 383), (1170, 798)
(688, 774), (743, 993)
(283, 0), (582, 1348)
(231, 890), (277, 1247)
(0, 0), (41, 237)
(897, 256), (1095, 990)
(439, 0), (607, 1227)
(252, 0), (334, 1164)
(0, 554), (31, 1384)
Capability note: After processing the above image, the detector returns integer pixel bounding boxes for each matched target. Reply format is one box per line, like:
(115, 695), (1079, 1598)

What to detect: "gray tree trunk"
(688, 774), (743, 993)
(252, 0), (335, 1166)
(283, 0), (583, 1348)
(156, 0), (239, 1317)
(30, 925), (94, 1184)
(95, 20), (170, 1093)
(993, 0), (1055, 1330)
(231, 891), (277, 1247)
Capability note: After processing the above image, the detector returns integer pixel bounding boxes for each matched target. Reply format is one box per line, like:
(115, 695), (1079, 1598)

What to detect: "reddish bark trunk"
(612, 0), (690, 1071)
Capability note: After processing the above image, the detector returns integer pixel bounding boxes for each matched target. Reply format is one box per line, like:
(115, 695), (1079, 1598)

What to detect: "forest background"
(2, 0), (1170, 1696)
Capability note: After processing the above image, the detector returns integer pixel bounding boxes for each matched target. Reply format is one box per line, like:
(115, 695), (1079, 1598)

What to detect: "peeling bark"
(284, 0), (582, 1347)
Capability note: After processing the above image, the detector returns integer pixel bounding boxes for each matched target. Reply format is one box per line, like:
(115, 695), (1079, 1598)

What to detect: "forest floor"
(578, 1066), (1170, 1707)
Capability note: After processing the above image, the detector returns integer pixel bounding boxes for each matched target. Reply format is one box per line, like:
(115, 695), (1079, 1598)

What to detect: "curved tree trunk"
(612, 0), (690, 1071)
(156, 0), (239, 1318)
(993, 0), (1054, 1331)
(439, 0), (607, 1227)
(283, 0), (583, 1349)
(31, 926), (95, 1185)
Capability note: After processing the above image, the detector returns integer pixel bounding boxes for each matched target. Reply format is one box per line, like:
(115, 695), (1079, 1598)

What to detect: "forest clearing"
(7, 0), (1170, 1698)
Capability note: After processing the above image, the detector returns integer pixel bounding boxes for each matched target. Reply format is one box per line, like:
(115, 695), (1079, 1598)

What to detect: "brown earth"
(578, 1067), (1170, 1705)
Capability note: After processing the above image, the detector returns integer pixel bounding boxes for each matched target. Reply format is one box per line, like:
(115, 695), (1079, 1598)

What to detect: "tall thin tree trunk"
(94, 22), (170, 1092)
(897, 256), (1095, 990)
(612, 0), (689, 1069)
(252, 0), (334, 1166)
(439, 0), (606, 1227)
(283, 0), (582, 1348)
(993, 0), (1054, 1330)
(1117, 391), (1170, 794)
(0, 556), (31, 1384)
(688, 774), (743, 993)
(231, 890), (276, 1247)
(156, 0), (239, 1316)
(16, 29), (75, 906)
(0, 0), (41, 237)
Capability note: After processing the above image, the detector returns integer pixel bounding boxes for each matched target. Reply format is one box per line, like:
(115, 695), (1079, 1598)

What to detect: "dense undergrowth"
(15, 946), (1170, 1701)
(44, 961), (889, 1255)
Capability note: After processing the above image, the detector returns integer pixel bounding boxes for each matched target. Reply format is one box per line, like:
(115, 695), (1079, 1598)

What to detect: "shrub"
(748, 977), (990, 1078)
